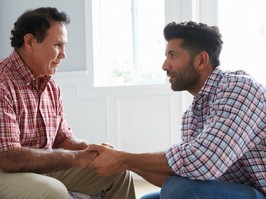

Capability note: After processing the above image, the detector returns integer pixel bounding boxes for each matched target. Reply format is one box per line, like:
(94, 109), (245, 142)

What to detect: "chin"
(171, 84), (183, 92)
(171, 85), (177, 91)
(50, 68), (57, 75)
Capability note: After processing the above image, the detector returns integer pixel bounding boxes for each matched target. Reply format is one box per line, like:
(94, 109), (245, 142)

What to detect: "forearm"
(123, 152), (173, 176)
(0, 147), (96, 173)
(54, 136), (90, 150)
(88, 144), (173, 177)
(129, 153), (173, 187)
(0, 147), (75, 173)
(132, 169), (169, 187)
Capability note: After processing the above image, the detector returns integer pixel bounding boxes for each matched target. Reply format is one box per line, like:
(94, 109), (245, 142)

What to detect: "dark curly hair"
(164, 21), (223, 68)
(10, 7), (70, 49)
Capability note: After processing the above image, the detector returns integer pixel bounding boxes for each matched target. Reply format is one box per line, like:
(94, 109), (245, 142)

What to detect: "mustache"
(167, 71), (176, 76)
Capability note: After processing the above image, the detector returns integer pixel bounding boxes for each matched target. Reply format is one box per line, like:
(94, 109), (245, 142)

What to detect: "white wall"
(0, 0), (192, 155)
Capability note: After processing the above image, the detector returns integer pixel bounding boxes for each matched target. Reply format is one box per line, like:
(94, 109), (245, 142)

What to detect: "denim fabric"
(139, 191), (160, 199)
(140, 176), (266, 199)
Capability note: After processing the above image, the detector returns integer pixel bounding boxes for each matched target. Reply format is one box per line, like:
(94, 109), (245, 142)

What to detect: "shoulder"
(0, 58), (14, 93)
(218, 70), (265, 97)
(0, 51), (21, 84)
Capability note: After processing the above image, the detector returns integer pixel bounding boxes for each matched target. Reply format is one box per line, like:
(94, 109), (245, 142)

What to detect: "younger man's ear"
(195, 51), (209, 70)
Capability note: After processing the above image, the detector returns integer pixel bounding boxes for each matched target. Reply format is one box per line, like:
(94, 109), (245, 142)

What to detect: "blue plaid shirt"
(165, 68), (266, 194)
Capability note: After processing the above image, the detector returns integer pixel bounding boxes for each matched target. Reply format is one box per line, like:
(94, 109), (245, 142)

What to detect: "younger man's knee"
(161, 176), (195, 198)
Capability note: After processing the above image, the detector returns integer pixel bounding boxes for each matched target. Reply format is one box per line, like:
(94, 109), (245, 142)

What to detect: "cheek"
(42, 46), (58, 57)
(171, 61), (182, 71)
(34, 52), (56, 69)
(46, 49), (58, 59)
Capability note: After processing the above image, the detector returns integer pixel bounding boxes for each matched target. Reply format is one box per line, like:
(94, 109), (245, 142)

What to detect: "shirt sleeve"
(165, 78), (266, 180)
(0, 85), (21, 152)
(53, 87), (74, 145)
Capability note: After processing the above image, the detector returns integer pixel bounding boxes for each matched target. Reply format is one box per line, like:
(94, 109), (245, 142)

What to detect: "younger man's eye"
(170, 52), (176, 58)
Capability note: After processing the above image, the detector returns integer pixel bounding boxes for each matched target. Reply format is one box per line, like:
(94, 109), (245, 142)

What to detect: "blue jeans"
(140, 175), (266, 199)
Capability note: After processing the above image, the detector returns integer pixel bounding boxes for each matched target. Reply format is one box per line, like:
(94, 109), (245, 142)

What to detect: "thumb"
(87, 143), (102, 152)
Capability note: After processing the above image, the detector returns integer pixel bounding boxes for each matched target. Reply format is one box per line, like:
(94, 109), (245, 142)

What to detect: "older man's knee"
(34, 177), (69, 199)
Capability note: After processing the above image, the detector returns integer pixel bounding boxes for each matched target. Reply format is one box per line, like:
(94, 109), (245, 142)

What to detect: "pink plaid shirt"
(165, 68), (266, 194)
(0, 51), (73, 152)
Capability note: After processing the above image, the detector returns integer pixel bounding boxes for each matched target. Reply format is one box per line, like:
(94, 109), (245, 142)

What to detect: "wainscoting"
(53, 77), (192, 155)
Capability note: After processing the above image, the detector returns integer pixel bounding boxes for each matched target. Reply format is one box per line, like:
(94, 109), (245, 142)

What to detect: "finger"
(102, 142), (114, 148)
(87, 144), (102, 151)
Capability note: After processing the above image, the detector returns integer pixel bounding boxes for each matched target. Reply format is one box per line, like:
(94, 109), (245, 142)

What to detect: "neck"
(16, 48), (41, 80)
(189, 66), (214, 96)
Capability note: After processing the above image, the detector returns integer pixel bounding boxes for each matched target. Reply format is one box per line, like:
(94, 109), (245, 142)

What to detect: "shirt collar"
(10, 50), (51, 90)
(196, 67), (223, 98)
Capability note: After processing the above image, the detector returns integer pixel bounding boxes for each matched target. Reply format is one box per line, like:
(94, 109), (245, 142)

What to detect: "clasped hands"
(85, 143), (126, 176)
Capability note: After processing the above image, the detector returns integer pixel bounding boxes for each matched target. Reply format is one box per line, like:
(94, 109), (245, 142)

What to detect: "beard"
(168, 58), (200, 92)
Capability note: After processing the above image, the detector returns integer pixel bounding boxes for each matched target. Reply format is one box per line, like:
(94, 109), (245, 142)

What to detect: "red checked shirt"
(165, 68), (266, 194)
(0, 50), (73, 152)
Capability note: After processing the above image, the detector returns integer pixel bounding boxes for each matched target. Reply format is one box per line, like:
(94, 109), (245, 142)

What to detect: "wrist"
(120, 151), (130, 171)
